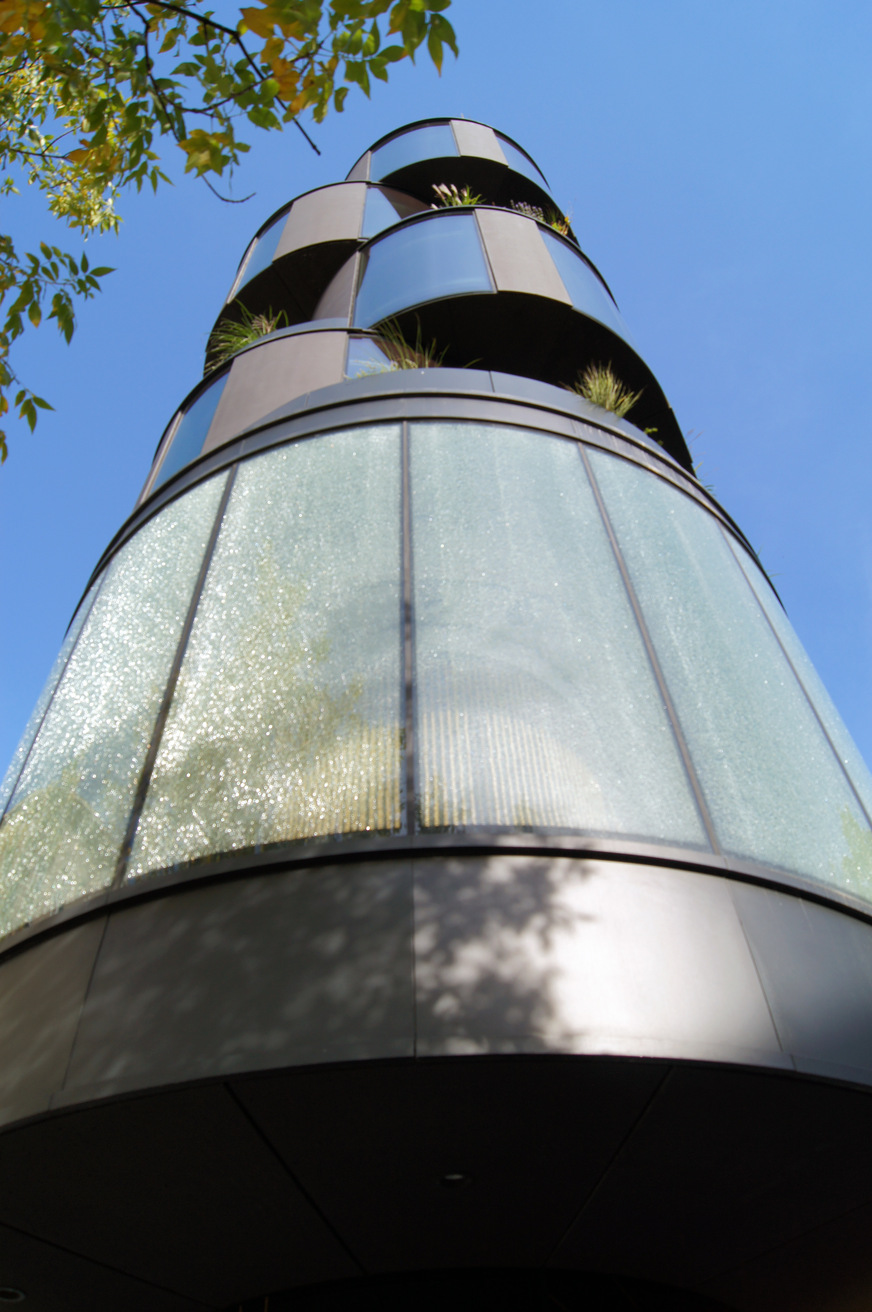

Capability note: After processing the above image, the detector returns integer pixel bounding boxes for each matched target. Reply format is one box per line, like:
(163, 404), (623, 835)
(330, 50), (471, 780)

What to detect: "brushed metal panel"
(346, 152), (369, 182)
(475, 209), (570, 301)
(0, 918), (105, 1127)
(203, 332), (347, 453)
(451, 120), (507, 164)
(732, 882), (872, 1083)
(64, 862), (414, 1099)
(276, 184), (367, 258)
(313, 253), (359, 322)
(413, 856), (783, 1066)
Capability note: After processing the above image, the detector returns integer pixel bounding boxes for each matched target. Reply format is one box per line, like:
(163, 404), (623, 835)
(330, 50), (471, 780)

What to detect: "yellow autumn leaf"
(0, 0), (31, 35)
(265, 55), (298, 99)
(239, 5), (275, 39)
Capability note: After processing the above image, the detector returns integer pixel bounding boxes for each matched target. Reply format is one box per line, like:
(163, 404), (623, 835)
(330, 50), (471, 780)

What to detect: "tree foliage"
(0, 0), (457, 460)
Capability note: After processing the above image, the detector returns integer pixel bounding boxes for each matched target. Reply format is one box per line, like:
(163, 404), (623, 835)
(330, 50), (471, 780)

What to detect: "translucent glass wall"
(3, 419), (872, 941)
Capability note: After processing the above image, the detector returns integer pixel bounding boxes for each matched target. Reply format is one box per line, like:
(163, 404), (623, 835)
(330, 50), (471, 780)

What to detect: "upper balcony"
(346, 119), (558, 214)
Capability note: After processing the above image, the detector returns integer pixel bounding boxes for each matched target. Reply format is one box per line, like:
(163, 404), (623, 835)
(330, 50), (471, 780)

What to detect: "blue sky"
(2, 0), (872, 775)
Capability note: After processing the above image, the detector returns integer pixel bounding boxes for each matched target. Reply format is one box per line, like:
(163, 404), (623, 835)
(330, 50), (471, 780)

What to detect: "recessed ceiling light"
(440, 1172), (472, 1188)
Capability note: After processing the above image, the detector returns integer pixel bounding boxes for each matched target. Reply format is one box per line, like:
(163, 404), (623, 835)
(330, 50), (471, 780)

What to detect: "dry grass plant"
(206, 302), (288, 372)
(569, 362), (642, 419)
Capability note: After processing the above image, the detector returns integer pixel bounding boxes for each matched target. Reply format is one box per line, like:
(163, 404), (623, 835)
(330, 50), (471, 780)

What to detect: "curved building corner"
(2, 119), (872, 1312)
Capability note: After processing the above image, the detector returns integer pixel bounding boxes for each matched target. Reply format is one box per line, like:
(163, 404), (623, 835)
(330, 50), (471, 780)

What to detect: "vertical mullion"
(578, 444), (721, 855)
(113, 465), (238, 886)
(401, 419), (416, 833)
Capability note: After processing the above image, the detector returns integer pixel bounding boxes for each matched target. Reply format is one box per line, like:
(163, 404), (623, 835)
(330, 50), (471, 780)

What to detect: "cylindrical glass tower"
(1, 122), (872, 1312)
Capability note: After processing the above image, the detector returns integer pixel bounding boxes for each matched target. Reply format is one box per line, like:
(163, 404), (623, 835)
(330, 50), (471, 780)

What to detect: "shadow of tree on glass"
(131, 553), (403, 875)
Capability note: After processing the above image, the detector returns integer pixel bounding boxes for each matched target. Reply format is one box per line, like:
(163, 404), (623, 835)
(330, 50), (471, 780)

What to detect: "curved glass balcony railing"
(149, 371), (229, 493)
(228, 206), (290, 299)
(365, 121), (551, 194)
(354, 211), (493, 325)
(361, 185), (429, 238)
(495, 133), (549, 189)
(370, 123), (459, 180)
(3, 419), (872, 941)
(351, 209), (631, 345)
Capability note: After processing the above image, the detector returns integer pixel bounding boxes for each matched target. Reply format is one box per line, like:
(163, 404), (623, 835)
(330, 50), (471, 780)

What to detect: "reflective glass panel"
(497, 135), (550, 189)
(345, 336), (399, 378)
(369, 125), (458, 180)
(355, 214), (491, 326)
(0, 475), (227, 937)
(542, 231), (632, 343)
(0, 582), (102, 817)
(362, 186), (426, 238)
(410, 422), (707, 843)
(589, 450), (872, 898)
(154, 373), (228, 490)
(235, 208), (288, 292)
(130, 426), (403, 873)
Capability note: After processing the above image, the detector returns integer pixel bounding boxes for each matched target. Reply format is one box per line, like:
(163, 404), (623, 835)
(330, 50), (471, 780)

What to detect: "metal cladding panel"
(346, 151), (369, 182)
(476, 208), (571, 302)
(0, 1217), (203, 1312)
(413, 856), (783, 1065)
(314, 251), (359, 321)
(0, 1084), (360, 1304)
(0, 917), (104, 1126)
(233, 1058), (665, 1272)
(203, 331), (347, 453)
(275, 184), (367, 258)
(451, 119), (507, 164)
(701, 1196), (872, 1312)
(63, 862), (415, 1101)
(551, 1066), (872, 1291)
(732, 882), (872, 1082)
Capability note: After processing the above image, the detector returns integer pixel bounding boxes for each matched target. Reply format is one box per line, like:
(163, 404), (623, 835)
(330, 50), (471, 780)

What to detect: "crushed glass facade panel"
(4, 420), (871, 941)
(130, 427), (403, 873)
(0, 474), (228, 936)
(589, 449), (872, 898)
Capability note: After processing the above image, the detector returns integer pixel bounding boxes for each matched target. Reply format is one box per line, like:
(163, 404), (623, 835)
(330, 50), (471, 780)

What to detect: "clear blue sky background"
(2, 0), (872, 776)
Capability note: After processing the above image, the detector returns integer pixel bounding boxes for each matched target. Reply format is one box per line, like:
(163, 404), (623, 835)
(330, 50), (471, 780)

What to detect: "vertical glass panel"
(497, 135), (550, 190)
(130, 426), (403, 874)
(234, 208), (288, 293)
(369, 125), (458, 180)
(153, 373), (228, 490)
(0, 582), (102, 817)
(355, 214), (491, 326)
(362, 186), (427, 238)
(346, 336), (399, 378)
(410, 422), (706, 844)
(542, 230), (632, 344)
(0, 475), (227, 937)
(730, 538), (872, 844)
(590, 450), (872, 898)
